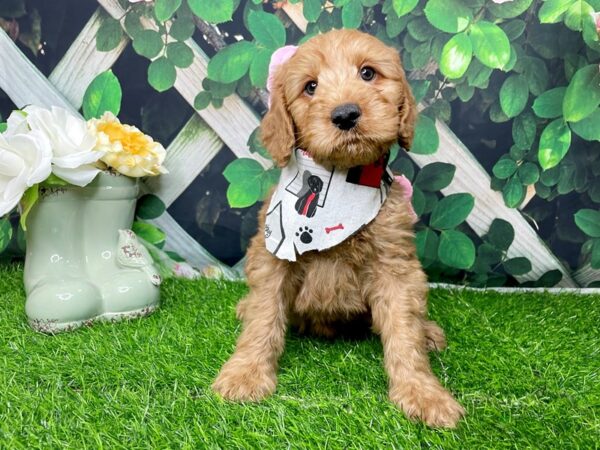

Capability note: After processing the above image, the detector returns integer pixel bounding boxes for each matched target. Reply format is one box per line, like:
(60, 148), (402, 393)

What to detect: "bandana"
(265, 148), (411, 261)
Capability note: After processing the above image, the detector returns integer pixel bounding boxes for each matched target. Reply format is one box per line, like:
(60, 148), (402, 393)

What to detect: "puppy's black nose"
(331, 103), (361, 130)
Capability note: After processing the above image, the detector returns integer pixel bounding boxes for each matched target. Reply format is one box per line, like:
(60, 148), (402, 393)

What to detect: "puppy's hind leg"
(213, 252), (297, 402)
(369, 270), (464, 428)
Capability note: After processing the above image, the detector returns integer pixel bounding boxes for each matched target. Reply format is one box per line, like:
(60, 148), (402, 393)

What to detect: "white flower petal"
(52, 150), (105, 169)
(0, 188), (23, 217)
(52, 164), (101, 187)
(4, 110), (29, 136)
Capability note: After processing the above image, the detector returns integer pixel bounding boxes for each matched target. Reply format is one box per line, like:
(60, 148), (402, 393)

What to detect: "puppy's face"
(261, 30), (416, 168)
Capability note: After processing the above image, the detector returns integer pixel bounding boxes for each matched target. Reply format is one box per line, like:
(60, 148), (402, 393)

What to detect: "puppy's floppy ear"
(397, 71), (417, 151)
(260, 66), (295, 167)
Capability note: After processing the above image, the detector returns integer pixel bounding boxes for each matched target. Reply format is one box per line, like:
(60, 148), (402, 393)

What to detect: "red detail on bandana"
(301, 192), (316, 216)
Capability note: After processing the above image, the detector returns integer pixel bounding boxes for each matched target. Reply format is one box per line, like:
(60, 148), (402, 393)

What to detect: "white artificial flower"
(24, 106), (105, 187)
(4, 110), (29, 136)
(0, 131), (52, 217)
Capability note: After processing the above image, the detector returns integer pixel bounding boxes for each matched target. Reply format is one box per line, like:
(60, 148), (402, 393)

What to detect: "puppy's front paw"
(212, 358), (277, 402)
(390, 382), (465, 428)
(424, 320), (447, 352)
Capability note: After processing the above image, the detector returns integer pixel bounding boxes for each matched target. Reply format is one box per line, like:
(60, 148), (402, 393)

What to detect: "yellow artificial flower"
(89, 112), (167, 177)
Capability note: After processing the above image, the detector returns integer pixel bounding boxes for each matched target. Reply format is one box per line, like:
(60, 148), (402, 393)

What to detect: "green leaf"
(303, 0), (323, 22)
(438, 230), (476, 269)
(407, 18), (436, 42)
(386, 10), (409, 37)
(411, 187), (426, 216)
(563, 65), (600, 123)
(430, 193), (474, 229)
(538, 119), (572, 170)
(342, 0), (363, 28)
(96, 16), (124, 52)
(591, 239), (600, 269)
(538, 0), (576, 23)
(207, 41), (256, 83)
(469, 21), (511, 69)
(456, 82), (474, 102)
(202, 78), (237, 98)
(187, 0), (234, 23)
(535, 270), (562, 287)
(248, 11), (286, 49)
(532, 87), (566, 119)
(489, 102), (510, 123)
(487, 0), (533, 18)
(414, 162), (455, 192)
(574, 209), (600, 237)
(415, 228), (439, 268)
(486, 218), (514, 251)
(423, 0), (473, 33)
(82, 70), (122, 120)
(466, 59), (492, 88)
(512, 111), (537, 150)
(170, 16), (195, 41)
(564, 0), (595, 30)
(409, 80), (431, 104)
(136, 194), (166, 220)
(411, 115), (439, 155)
(570, 108), (600, 141)
(40, 174), (69, 188)
(492, 158), (518, 179)
(502, 176), (524, 208)
(148, 57), (177, 92)
(223, 158), (264, 183)
(0, 219), (12, 253)
(0, 123), (6, 133)
(477, 243), (503, 267)
(259, 168), (281, 199)
(18, 186), (38, 231)
(132, 30), (164, 58)
(392, 0), (419, 17)
(132, 221), (166, 246)
(517, 162), (540, 185)
(194, 91), (212, 110)
(155, 0), (182, 22)
(248, 127), (270, 159)
(499, 75), (529, 118)
(249, 48), (273, 89)
(411, 41), (432, 69)
(501, 19), (526, 40)
(166, 42), (194, 68)
(503, 257), (532, 276)
(124, 10), (143, 37)
(439, 32), (472, 79)
(227, 182), (261, 208)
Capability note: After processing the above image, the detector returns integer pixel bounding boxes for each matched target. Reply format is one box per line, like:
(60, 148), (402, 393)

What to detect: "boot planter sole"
(24, 172), (162, 334)
(28, 305), (159, 334)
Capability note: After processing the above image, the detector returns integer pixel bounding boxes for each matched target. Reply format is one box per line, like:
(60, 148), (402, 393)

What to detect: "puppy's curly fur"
(213, 29), (464, 428)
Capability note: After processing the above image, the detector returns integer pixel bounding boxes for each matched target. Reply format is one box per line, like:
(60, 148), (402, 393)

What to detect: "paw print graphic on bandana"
(296, 226), (313, 244)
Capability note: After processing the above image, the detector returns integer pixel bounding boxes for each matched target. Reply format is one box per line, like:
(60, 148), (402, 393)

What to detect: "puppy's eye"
(360, 66), (376, 81)
(304, 80), (318, 96)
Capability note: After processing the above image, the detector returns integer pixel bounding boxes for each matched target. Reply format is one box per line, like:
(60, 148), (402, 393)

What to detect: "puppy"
(213, 29), (464, 428)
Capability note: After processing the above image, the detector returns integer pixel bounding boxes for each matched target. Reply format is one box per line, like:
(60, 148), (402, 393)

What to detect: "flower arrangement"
(0, 106), (167, 226)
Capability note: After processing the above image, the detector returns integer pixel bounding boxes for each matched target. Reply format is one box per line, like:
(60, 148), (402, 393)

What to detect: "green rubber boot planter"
(24, 171), (161, 333)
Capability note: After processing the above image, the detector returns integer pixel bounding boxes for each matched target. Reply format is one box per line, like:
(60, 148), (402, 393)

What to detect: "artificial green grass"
(0, 264), (598, 449)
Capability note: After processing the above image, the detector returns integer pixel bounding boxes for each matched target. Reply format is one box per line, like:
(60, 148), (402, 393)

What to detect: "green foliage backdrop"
(1, 0), (600, 287)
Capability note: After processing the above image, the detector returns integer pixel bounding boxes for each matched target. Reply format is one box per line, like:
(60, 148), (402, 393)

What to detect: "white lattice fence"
(0, 0), (579, 286)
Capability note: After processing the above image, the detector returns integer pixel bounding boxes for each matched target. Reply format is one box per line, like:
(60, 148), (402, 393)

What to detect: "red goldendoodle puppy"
(213, 29), (465, 428)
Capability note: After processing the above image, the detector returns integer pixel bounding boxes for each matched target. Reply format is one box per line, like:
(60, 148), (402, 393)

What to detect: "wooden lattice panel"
(0, 1), (580, 287)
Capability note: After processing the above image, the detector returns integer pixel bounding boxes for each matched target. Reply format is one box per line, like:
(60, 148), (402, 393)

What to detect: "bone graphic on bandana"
(325, 223), (345, 234)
